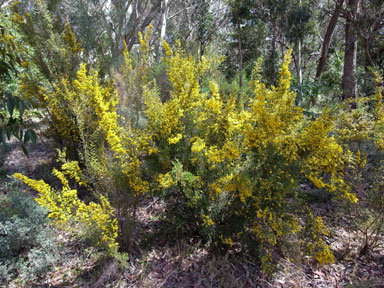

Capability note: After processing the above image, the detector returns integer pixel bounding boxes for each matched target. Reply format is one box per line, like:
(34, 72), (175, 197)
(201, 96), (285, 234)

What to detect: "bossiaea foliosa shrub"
(15, 37), (362, 273)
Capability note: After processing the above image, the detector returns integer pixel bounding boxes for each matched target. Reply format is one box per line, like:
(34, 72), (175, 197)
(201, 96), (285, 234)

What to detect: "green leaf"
(28, 129), (37, 144)
(7, 96), (16, 117)
(12, 127), (20, 140)
(21, 144), (29, 157)
(24, 130), (30, 144)
(7, 116), (16, 125)
(182, 171), (197, 183)
(18, 101), (24, 118)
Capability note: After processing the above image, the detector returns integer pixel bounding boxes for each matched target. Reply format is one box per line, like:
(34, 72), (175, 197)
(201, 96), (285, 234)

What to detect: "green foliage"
(0, 183), (60, 285)
(329, 75), (384, 257)
(224, 0), (267, 79)
(192, 0), (215, 58)
(10, 1), (83, 147)
(285, 4), (313, 43)
(0, 11), (37, 154)
(14, 154), (119, 251)
(0, 95), (37, 154)
(11, 1), (81, 82)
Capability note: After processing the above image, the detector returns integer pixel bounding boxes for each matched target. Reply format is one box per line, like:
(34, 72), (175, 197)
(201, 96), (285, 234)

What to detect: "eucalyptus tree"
(227, 0), (266, 87)
(284, 0), (314, 84)
(192, 0), (214, 59)
(316, 0), (345, 80)
(358, 0), (384, 69)
(316, 0), (383, 101)
(66, 0), (162, 73)
(342, 0), (360, 102)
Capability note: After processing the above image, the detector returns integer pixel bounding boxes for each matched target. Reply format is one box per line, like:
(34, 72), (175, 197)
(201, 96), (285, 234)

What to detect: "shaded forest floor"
(1, 140), (383, 288)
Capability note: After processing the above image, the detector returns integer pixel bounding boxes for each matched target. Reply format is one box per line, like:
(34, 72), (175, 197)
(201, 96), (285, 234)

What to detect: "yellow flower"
(14, 170), (119, 250)
(191, 137), (206, 153)
(168, 133), (183, 145)
(202, 215), (214, 227)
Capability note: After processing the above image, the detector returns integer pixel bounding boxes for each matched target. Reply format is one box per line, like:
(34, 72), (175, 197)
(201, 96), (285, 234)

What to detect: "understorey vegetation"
(1, 0), (383, 286)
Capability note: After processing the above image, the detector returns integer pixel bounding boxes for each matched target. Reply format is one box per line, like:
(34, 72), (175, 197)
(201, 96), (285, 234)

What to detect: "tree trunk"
(297, 0), (303, 85)
(200, 42), (205, 61)
(157, 0), (168, 61)
(363, 38), (375, 68)
(160, 0), (168, 40)
(342, 0), (359, 103)
(298, 39), (303, 85)
(237, 20), (243, 89)
(316, 0), (344, 79)
(124, 0), (161, 51)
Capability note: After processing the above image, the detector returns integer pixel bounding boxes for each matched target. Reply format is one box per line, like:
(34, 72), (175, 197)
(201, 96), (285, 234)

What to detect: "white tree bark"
(160, 0), (168, 40)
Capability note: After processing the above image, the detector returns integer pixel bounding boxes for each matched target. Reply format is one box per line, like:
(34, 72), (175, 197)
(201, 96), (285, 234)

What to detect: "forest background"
(0, 0), (384, 287)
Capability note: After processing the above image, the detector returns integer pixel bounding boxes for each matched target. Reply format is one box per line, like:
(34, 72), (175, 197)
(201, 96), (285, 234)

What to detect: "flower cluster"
(142, 46), (357, 271)
(14, 167), (118, 250)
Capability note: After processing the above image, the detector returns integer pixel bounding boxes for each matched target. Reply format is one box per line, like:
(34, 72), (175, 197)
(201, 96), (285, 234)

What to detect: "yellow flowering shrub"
(13, 166), (118, 250)
(11, 6), (83, 144)
(117, 26), (153, 126)
(333, 72), (384, 257)
(301, 209), (335, 265)
(14, 18), (384, 270)
(51, 57), (156, 249)
(373, 72), (384, 149)
(333, 72), (384, 151)
(142, 45), (358, 272)
(88, 65), (152, 197)
(11, 0), (384, 272)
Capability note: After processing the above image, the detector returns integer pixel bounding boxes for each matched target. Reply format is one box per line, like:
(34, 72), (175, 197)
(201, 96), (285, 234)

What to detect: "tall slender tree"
(342, 0), (360, 102)
(316, 0), (345, 80)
